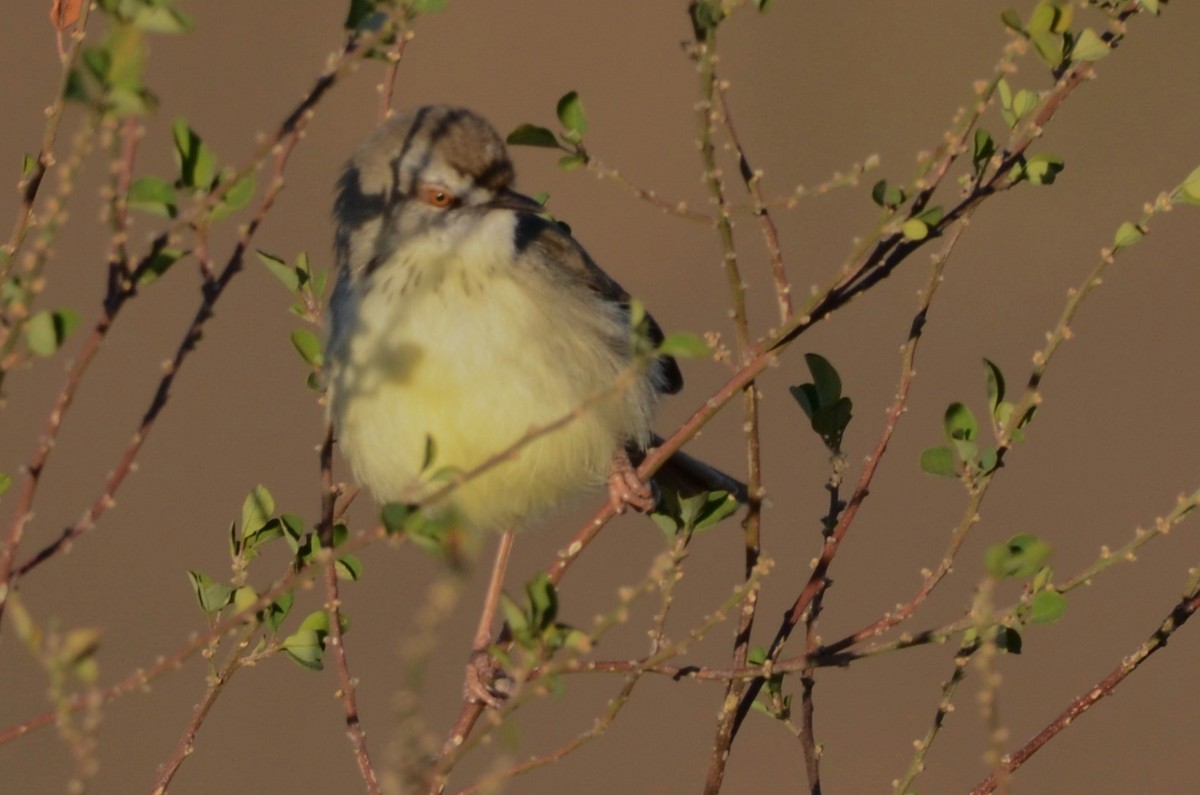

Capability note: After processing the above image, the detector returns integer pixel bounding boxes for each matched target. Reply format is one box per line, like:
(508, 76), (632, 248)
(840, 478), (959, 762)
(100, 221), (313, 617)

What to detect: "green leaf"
(241, 484), (275, 537)
(26, 308), (80, 357)
(1177, 164), (1200, 206)
(187, 569), (233, 616)
(290, 329), (324, 368)
(233, 585), (259, 615)
(901, 218), (928, 241)
(210, 173), (256, 220)
(131, 6), (193, 33)
(241, 518), (283, 559)
(257, 251), (300, 291)
(985, 533), (1052, 579)
(409, 0), (448, 12)
(919, 446), (958, 477)
(137, 247), (183, 286)
(1025, 153), (1064, 185)
(525, 573), (557, 631)
(1138, 0), (1160, 14)
(943, 402), (978, 443)
(1113, 222), (1143, 249)
(500, 593), (529, 640)
(995, 625), (1023, 654)
(556, 91), (587, 143)
(172, 118), (216, 190)
(812, 397), (853, 454)
(805, 353), (842, 407)
(1013, 89), (1038, 123)
(1031, 589), (1067, 624)
(983, 358), (1006, 417)
(0, 472), (12, 497)
(788, 383), (818, 420)
(380, 502), (412, 535)
(789, 354), (852, 453)
(871, 180), (905, 209)
(506, 123), (561, 149)
(281, 611), (347, 670)
(336, 554), (363, 581)
(1000, 8), (1025, 33)
(691, 491), (741, 531)
(658, 332), (710, 359)
(973, 129), (996, 175)
(557, 153), (586, 171)
(21, 154), (37, 177)
(264, 590), (294, 632)
(1072, 28), (1110, 61)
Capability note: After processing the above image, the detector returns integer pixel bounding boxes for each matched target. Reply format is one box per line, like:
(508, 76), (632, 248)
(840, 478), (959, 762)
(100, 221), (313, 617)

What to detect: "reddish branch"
(970, 584), (1200, 794)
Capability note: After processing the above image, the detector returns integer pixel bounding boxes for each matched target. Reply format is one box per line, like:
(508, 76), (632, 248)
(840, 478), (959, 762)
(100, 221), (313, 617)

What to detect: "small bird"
(326, 105), (742, 702)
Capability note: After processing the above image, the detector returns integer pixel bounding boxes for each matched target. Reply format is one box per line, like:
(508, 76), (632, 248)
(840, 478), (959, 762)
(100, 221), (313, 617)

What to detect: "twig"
(2, 0), (92, 280)
(715, 79), (792, 323)
(2, 35), (365, 595)
(320, 425), (381, 794)
(823, 186), (1178, 656)
(893, 637), (978, 794)
(733, 218), (969, 734)
(150, 628), (251, 793)
(969, 571), (1200, 795)
(376, 28), (413, 121)
(688, 15), (765, 791)
(0, 521), (392, 747)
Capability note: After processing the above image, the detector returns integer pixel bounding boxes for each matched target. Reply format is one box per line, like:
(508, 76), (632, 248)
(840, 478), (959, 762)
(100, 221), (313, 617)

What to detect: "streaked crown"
(333, 106), (516, 276)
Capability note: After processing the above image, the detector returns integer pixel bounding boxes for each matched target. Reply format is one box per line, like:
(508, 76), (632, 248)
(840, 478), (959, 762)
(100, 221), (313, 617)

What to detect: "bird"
(326, 105), (743, 703)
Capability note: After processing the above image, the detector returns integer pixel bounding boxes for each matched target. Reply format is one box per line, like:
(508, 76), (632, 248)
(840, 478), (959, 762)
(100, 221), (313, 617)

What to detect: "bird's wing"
(511, 207), (684, 396)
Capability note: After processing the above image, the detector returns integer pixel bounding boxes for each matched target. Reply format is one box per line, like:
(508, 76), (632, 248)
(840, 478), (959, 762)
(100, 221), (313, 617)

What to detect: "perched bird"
(326, 105), (742, 701)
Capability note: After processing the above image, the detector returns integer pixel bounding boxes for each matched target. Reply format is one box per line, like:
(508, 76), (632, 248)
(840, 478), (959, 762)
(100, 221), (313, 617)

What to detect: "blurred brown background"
(3, 1), (1200, 793)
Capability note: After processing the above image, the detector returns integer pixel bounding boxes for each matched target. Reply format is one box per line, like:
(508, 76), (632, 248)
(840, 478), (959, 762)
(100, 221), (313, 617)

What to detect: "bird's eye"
(419, 183), (456, 209)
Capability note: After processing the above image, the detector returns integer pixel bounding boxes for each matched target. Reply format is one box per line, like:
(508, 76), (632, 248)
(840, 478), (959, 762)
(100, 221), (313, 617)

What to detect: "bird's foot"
(464, 649), (511, 707)
(607, 449), (656, 514)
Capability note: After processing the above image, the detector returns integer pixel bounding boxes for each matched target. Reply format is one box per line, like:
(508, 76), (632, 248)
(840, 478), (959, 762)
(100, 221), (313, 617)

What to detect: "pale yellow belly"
(329, 270), (648, 530)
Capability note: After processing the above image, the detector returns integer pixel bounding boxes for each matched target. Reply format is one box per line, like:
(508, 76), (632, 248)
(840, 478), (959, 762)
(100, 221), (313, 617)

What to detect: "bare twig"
(970, 571), (1200, 795)
(823, 186), (1178, 656)
(715, 79), (792, 323)
(151, 628), (251, 793)
(320, 424), (381, 794)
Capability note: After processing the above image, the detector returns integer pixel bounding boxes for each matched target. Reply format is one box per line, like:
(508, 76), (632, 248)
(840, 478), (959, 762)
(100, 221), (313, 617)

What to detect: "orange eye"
(418, 183), (455, 208)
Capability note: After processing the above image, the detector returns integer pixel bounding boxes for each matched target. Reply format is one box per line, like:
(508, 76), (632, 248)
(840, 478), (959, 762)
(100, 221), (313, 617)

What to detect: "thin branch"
(150, 628), (251, 793)
(715, 79), (792, 323)
(688, 15), (765, 790)
(320, 424), (381, 794)
(969, 572), (1200, 795)
(2, 1), (92, 281)
(733, 218), (969, 734)
(822, 186), (1178, 656)
(1, 30), (374, 595)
